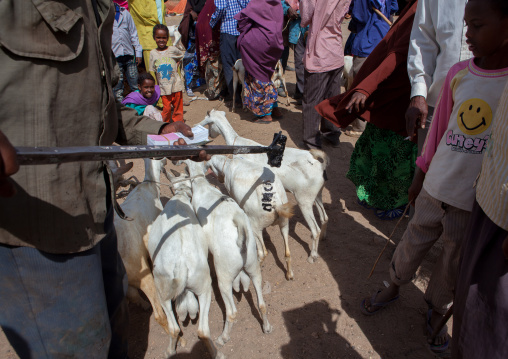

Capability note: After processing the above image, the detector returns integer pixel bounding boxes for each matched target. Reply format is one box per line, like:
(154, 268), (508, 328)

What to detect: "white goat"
(342, 55), (354, 91)
(114, 159), (168, 332)
(183, 160), (272, 346)
(198, 110), (329, 263)
(231, 59), (246, 113)
(232, 59), (289, 112)
(146, 172), (223, 359)
(204, 155), (296, 280)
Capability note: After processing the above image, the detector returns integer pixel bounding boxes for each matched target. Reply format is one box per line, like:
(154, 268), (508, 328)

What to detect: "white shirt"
(407, 0), (471, 107)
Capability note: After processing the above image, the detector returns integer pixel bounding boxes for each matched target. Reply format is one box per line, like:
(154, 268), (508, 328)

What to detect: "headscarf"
(121, 85), (161, 106)
(234, 0), (284, 82)
(189, 0), (207, 13)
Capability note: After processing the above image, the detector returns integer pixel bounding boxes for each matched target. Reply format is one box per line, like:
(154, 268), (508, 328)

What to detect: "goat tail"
(275, 202), (295, 219)
(309, 149), (330, 169)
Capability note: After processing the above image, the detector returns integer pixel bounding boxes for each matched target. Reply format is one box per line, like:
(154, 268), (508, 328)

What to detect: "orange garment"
(166, 0), (187, 14)
(161, 92), (184, 122)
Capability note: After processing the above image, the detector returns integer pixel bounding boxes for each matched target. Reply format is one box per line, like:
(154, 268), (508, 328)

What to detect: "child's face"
(465, 0), (508, 58)
(139, 79), (155, 98)
(154, 29), (169, 50)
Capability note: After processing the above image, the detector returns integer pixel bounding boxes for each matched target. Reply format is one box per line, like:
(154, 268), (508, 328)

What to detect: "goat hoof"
(263, 323), (273, 334)
(216, 335), (228, 346)
(307, 256), (316, 264)
(216, 353), (226, 359)
(285, 271), (294, 281)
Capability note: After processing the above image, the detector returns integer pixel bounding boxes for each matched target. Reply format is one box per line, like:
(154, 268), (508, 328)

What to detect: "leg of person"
(220, 33), (241, 102)
(161, 95), (172, 123)
(125, 56), (139, 93)
(280, 46), (290, 72)
(452, 201), (508, 359)
(302, 70), (334, 149)
(0, 244), (111, 359)
(101, 201), (129, 359)
(362, 188), (445, 313)
(293, 35), (306, 99)
(348, 56), (368, 134)
(170, 91), (184, 122)
(243, 74), (277, 123)
(320, 66), (343, 147)
(114, 58), (127, 102)
(143, 105), (163, 122)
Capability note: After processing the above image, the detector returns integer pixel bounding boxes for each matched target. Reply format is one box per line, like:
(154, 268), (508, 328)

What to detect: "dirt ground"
(0, 13), (450, 359)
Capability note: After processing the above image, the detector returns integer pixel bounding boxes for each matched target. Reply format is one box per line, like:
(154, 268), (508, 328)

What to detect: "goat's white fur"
(204, 155), (296, 280)
(342, 55), (354, 91)
(114, 159), (168, 333)
(183, 160), (272, 346)
(146, 171), (223, 359)
(198, 110), (329, 263)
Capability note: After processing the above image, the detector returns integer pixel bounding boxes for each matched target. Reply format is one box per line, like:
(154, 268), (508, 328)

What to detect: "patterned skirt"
(183, 24), (205, 90)
(243, 73), (278, 117)
(203, 58), (224, 100)
(347, 123), (417, 210)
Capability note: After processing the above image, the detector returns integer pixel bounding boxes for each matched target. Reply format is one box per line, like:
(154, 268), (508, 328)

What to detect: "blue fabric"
(112, 5), (143, 57)
(114, 3), (121, 22)
(281, 1), (308, 45)
(210, 0), (250, 36)
(183, 23), (205, 90)
(125, 102), (146, 115)
(0, 205), (129, 359)
(113, 55), (139, 102)
(350, 0), (398, 57)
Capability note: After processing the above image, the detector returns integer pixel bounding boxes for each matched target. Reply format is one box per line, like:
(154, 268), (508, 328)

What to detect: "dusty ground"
(0, 13), (450, 359)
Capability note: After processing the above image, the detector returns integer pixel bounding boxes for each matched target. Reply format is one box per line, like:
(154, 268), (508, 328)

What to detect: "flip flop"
(251, 118), (272, 124)
(426, 309), (450, 353)
(375, 205), (406, 220)
(360, 290), (399, 316)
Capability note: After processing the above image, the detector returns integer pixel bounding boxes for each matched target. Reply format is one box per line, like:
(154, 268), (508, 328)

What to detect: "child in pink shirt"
(361, 0), (508, 354)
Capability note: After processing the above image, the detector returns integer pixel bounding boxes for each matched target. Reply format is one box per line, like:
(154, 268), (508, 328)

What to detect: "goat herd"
(111, 110), (330, 358)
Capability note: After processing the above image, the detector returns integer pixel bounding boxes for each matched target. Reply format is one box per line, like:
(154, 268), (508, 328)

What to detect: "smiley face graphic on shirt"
(457, 98), (492, 135)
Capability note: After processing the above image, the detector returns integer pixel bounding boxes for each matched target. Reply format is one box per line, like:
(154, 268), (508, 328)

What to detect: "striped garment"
(476, 79), (508, 231)
(209, 0), (249, 36)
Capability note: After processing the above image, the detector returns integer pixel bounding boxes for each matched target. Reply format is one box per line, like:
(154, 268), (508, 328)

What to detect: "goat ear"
(170, 169), (181, 177)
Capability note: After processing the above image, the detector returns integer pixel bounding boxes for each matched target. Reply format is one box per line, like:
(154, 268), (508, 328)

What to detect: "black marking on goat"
(262, 180), (274, 212)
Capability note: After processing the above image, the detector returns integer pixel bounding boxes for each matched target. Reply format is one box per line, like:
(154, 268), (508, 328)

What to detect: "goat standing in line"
(204, 155), (296, 280)
(146, 171), (223, 359)
(198, 110), (329, 263)
(113, 159), (168, 332)
(183, 160), (273, 346)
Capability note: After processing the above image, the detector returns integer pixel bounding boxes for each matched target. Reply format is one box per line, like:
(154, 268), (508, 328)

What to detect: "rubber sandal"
(375, 205), (406, 220)
(426, 309), (450, 353)
(360, 290), (399, 316)
(357, 198), (373, 210)
(251, 118), (272, 124)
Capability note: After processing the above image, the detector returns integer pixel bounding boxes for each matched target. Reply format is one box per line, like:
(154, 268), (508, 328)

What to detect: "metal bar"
(15, 145), (268, 166)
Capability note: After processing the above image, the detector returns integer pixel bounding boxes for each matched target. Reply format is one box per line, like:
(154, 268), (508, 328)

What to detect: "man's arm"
(300, 0), (316, 28)
(210, 0), (226, 29)
(407, 0), (438, 101)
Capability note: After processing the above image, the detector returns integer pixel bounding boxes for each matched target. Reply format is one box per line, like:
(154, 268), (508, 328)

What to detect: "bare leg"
(216, 276), (237, 346)
(279, 218), (294, 280)
(298, 202), (321, 263)
(362, 281), (400, 313)
(197, 288), (224, 359)
(244, 261), (272, 334)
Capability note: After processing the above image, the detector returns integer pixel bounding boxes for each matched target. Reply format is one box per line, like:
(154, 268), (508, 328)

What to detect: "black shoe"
(322, 134), (341, 148)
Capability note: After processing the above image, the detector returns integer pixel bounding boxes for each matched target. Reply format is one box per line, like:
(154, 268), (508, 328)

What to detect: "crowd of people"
(0, 0), (507, 358)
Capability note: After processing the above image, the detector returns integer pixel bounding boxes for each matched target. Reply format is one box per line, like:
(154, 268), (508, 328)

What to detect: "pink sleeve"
(416, 62), (466, 172)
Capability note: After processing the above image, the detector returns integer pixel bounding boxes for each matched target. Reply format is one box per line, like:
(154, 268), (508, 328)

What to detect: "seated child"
(149, 24), (185, 123)
(361, 0), (508, 353)
(122, 72), (163, 122)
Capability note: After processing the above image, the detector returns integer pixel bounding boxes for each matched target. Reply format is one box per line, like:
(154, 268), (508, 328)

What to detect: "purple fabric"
(121, 85), (161, 106)
(234, 0), (284, 82)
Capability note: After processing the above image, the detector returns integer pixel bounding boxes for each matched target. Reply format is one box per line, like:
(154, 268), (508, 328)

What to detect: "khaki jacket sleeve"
(115, 103), (165, 145)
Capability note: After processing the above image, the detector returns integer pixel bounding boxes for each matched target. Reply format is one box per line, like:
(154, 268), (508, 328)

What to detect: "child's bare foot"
(361, 283), (400, 314)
